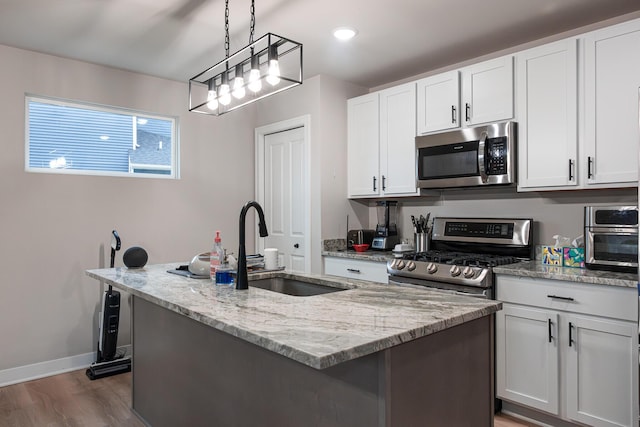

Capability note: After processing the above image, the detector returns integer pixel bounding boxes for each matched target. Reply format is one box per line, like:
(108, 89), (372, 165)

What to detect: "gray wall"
(0, 44), (256, 371)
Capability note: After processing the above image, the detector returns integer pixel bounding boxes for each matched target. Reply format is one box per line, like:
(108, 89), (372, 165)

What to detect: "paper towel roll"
(264, 248), (279, 270)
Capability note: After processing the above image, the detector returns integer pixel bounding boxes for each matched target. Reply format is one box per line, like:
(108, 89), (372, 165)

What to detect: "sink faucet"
(236, 201), (269, 290)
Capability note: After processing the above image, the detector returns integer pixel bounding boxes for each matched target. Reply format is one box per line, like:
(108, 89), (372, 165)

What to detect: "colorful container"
(541, 246), (563, 265)
(563, 247), (585, 268)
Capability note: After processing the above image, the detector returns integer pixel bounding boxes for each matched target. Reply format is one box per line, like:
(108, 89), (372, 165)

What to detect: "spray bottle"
(210, 231), (223, 282)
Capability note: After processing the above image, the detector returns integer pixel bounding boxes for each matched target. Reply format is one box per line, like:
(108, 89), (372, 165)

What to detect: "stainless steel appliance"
(347, 229), (375, 249)
(388, 217), (533, 298)
(372, 201), (400, 250)
(584, 205), (638, 273)
(416, 121), (517, 189)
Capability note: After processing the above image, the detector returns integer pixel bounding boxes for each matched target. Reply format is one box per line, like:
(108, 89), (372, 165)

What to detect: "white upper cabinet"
(347, 82), (418, 198)
(584, 19), (640, 187)
(416, 71), (460, 134)
(516, 39), (578, 190)
(416, 56), (514, 135)
(461, 56), (514, 126)
(347, 93), (380, 197)
(379, 83), (418, 196)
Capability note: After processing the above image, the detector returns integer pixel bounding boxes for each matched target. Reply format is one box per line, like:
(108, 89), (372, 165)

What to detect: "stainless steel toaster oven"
(584, 205), (638, 273)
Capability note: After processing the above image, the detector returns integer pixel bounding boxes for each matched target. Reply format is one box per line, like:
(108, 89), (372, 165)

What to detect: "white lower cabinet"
(496, 275), (638, 427)
(323, 257), (388, 284)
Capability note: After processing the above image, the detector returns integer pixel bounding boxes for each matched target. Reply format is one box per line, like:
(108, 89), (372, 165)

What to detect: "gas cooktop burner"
(403, 251), (520, 268)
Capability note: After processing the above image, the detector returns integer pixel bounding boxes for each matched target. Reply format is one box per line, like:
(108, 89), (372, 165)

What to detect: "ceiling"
(1, 0), (640, 89)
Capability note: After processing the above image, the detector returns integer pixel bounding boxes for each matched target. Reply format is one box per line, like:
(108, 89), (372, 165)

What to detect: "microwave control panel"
(486, 137), (508, 175)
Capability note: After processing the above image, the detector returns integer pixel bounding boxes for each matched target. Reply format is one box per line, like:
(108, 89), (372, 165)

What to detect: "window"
(26, 95), (179, 178)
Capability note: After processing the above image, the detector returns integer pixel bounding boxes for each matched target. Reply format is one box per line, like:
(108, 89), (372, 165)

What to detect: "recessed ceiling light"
(333, 27), (357, 41)
(100, 135), (110, 141)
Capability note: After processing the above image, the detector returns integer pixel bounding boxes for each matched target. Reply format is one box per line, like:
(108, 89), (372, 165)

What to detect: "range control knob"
(463, 266), (475, 279)
(450, 265), (461, 277)
(407, 261), (416, 271)
(426, 262), (438, 274)
(389, 259), (398, 269)
(396, 260), (406, 270)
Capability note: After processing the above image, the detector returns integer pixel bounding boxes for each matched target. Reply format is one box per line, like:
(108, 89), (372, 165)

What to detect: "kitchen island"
(87, 263), (502, 427)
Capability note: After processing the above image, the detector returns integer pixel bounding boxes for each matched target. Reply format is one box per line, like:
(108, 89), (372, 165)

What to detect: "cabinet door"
(584, 20), (640, 186)
(565, 314), (638, 427)
(416, 71), (460, 134)
(462, 56), (514, 126)
(496, 304), (559, 415)
(347, 93), (380, 197)
(516, 39), (578, 190)
(380, 82), (419, 196)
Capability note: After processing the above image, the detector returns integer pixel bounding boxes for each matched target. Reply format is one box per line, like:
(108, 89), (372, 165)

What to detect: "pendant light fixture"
(189, 0), (303, 116)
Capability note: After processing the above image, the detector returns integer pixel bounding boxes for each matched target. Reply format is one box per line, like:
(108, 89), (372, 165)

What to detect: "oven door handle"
(454, 289), (489, 299)
(388, 277), (490, 299)
(478, 131), (488, 183)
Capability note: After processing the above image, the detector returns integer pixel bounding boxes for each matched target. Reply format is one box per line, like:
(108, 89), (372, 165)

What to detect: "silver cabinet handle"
(382, 175), (386, 191)
(451, 105), (456, 123)
(372, 176), (377, 191)
(347, 268), (361, 273)
(548, 319), (553, 343)
(587, 156), (594, 179)
(465, 103), (471, 122)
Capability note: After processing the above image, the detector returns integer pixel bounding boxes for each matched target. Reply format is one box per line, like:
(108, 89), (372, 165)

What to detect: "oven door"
(416, 140), (483, 188)
(585, 227), (638, 271)
(389, 276), (492, 299)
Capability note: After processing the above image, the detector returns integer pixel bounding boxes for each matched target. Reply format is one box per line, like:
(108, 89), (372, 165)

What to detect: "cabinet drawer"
(324, 257), (388, 284)
(496, 275), (637, 321)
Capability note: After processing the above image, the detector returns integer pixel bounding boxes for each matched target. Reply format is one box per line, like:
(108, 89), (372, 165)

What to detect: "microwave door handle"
(478, 131), (488, 183)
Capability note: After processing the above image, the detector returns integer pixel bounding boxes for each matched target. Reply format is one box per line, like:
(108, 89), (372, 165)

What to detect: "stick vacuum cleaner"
(86, 230), (132, 380)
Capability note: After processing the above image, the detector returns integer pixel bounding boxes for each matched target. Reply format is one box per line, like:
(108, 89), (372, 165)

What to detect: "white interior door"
(263, 127), (306, 273)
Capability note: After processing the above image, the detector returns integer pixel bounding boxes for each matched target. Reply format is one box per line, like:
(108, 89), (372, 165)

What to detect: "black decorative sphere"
(123, 246), (148, 268)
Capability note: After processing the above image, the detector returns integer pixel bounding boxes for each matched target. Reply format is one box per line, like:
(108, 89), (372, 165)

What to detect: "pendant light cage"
(189, 0), (303, 116)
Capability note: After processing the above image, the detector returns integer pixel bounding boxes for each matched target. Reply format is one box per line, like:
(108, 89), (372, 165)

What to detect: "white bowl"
(188, 252), (210, 276)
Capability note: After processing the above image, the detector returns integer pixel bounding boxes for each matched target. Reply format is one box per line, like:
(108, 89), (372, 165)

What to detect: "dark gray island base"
(133, 297), (493, 427)
(86, 264), (499, 426)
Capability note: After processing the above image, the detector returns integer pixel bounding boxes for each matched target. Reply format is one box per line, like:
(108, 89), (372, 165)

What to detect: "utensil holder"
(415, 233), (429, 253)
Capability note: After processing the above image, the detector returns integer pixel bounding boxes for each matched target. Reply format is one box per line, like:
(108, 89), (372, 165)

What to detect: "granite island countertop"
(494, 260), (638, 288)
(86, 263), (501, 369)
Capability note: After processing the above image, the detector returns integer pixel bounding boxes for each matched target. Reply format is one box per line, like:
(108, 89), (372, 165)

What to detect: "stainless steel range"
(388, 217), (533, 298)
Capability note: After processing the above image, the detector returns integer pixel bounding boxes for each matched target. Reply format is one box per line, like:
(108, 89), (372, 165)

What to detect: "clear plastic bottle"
(210, 231), (223, 282)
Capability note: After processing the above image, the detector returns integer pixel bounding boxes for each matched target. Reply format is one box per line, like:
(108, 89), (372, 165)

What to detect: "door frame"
(255, 115), (311, 274)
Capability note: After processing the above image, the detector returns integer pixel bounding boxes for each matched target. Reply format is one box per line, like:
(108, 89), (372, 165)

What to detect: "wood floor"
(0, 369), (538, 426)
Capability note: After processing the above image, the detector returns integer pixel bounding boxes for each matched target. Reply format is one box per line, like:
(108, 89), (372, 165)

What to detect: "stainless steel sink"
(249, 277), (347, 296)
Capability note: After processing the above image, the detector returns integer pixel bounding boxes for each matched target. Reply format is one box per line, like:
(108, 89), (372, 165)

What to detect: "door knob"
(294, 243), (299, 248)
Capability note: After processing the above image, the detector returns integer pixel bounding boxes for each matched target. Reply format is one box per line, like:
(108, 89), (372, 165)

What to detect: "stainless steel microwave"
(584, 205), (638, 273)
(416, 121), (517, 189)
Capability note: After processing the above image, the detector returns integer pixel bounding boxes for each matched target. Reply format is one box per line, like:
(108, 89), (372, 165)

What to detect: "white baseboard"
(0, 345), (131, 388)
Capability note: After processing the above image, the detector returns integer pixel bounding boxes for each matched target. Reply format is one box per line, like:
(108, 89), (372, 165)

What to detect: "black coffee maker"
(371, 201), (400, 250)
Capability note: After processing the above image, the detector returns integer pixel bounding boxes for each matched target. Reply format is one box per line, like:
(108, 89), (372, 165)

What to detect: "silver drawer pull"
(547, 294), (574, 302)
(347, 268), (361, 273)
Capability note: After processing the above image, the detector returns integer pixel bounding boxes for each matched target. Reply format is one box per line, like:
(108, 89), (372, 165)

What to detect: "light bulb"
(232, 76), (245, 99)
(248, 68), (262, 93)
(266, 59), (280, 86)
(207, 89), (218, 110)
(218, 83), (231, 106)
(232, 64), (245, 99)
